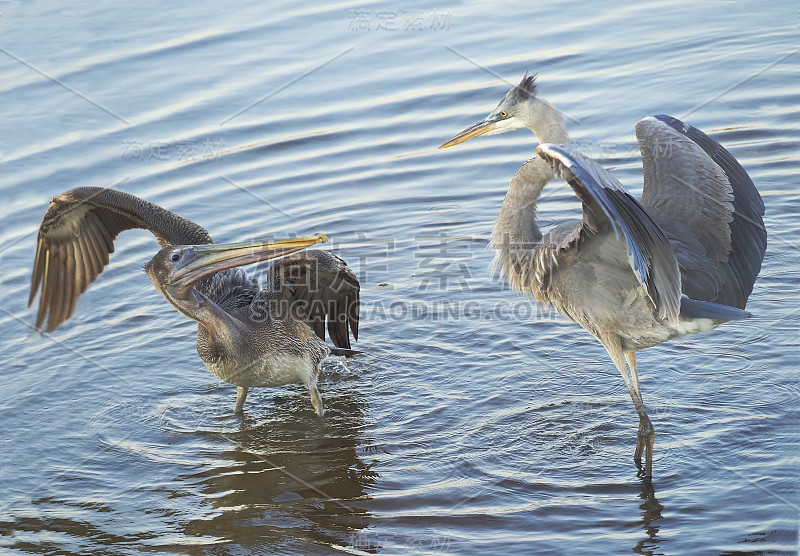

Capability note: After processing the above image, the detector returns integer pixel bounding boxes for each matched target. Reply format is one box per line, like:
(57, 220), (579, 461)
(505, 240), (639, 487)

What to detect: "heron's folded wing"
(536, 144), (681, 324)
(29, 187), (213, 331)
(267, 250), (359, 349)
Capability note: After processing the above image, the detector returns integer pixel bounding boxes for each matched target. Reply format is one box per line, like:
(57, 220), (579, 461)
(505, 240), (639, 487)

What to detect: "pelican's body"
(441, 75), (766, 478)
(178, 260), (330, 412)
(30, 187), (359, 415)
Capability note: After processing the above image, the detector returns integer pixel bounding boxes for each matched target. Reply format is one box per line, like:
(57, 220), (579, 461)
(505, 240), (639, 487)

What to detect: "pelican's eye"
(171, 253), (181, 262)
(499, 111), (507, 118)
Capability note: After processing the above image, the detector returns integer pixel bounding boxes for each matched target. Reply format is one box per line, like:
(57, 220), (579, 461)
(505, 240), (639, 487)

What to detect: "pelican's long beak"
(439, 117), (501, 149)
(171, 233), (328, 287)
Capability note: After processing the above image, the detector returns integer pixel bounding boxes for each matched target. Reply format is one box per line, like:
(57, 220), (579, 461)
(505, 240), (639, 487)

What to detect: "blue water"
(0, 1), (798, 554)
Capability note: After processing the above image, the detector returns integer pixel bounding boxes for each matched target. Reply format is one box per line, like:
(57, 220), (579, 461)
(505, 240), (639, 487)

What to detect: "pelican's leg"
(234, 386), (249, 413)
(308, 382), (324, 417)
(625, 352), (654, 478)
(600, 334), (654, 480)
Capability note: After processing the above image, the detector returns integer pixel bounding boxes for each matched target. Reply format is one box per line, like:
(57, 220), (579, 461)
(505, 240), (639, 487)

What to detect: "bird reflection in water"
(634, 481), (665, 555)
(179, 381), (378, 552)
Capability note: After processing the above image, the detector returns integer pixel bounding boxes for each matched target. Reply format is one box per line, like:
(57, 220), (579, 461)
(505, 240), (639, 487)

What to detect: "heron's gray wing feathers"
(267, 250), (359, 349)
(537, 144), (681, 324)
(637, 117), (734, 263)
(29, 187), (213, 331)
(637, 115), (766, 309)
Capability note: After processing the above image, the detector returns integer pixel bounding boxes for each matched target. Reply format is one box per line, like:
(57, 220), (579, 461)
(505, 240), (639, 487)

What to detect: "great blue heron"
(440, 74), (766, 479)
(28, 187), (360, 416)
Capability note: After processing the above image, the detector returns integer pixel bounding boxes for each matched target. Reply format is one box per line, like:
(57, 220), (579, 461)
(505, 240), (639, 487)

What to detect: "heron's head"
(145, 234), (328, 300)
(439, 73), (540, 148)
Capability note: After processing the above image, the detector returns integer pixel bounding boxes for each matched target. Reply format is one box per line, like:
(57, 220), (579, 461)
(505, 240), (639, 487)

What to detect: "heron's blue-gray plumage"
(441, 73), (766, 478)
(537, 144), (682, 325)
(638, 115), (766, 309)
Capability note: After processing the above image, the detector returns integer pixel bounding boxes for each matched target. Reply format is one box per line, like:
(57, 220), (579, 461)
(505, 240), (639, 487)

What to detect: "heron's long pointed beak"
(439, 118), (500, 149)
(171, 233), (328, 287)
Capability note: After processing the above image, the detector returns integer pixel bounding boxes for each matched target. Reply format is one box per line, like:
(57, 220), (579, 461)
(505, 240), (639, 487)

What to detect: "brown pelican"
(28, 187), (360, 416)
(440, 74), (766, 479)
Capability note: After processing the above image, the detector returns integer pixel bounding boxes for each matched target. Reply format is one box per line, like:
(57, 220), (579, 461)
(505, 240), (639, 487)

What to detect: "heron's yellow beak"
(439, 118), (500, 149)
(170, 234), (328, 287)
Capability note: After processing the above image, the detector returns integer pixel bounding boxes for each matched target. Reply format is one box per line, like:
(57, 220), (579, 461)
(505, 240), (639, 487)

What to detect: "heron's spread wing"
(636, 115), (766, 308)
(29, 187), (213, 332)
(536, 144), (681, 324)
(268, 250), (360, 349)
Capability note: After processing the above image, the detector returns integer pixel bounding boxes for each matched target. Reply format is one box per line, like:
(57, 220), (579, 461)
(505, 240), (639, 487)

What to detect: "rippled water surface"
(1, 1), (798, 554)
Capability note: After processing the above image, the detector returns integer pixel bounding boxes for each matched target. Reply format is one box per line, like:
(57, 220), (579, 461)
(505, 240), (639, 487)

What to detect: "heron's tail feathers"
(679, 295), (751, 321)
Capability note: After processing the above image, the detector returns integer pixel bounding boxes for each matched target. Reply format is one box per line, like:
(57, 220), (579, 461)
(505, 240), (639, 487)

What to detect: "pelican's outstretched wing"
(537, 144), (682, 324)
(636, 115), (766, 309)
(29, 187), (213, 331)
(267, 250), (360, 349)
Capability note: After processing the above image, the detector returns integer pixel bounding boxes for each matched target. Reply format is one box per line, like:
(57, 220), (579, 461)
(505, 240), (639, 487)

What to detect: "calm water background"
(0, 1), (798, 554)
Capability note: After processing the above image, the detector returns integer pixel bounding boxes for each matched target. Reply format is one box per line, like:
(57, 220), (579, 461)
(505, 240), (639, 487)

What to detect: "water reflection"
(634, 481), (665, 555)
(180, 380), (377, 551)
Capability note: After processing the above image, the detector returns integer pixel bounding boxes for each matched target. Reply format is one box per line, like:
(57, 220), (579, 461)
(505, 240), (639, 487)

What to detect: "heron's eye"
(499, 111), (507, 118)
(171, 253), (180, 262)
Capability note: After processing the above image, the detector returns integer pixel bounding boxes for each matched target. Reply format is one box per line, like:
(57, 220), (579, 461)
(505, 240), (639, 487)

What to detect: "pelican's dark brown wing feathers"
(29, 187), (213, 332)
(267, 250), (360, 349)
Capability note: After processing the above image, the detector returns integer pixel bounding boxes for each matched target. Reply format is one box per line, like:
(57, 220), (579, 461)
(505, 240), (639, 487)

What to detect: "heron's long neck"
(491, 156), (553, 247)
(493, 97), (569, 246)
(527, 97), (569, 148)
(490, 98), (568, 290)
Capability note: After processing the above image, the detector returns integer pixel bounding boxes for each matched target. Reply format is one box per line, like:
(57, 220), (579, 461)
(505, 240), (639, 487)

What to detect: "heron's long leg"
(626, 351), (641, 398)
(625, 351), (654, 478)
(234, 386), (249, 413)
(600, 334), (654, 479)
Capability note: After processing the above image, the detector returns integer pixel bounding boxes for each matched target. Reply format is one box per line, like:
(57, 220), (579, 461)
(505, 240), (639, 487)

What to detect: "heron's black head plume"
(511, 72), (537, 102)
